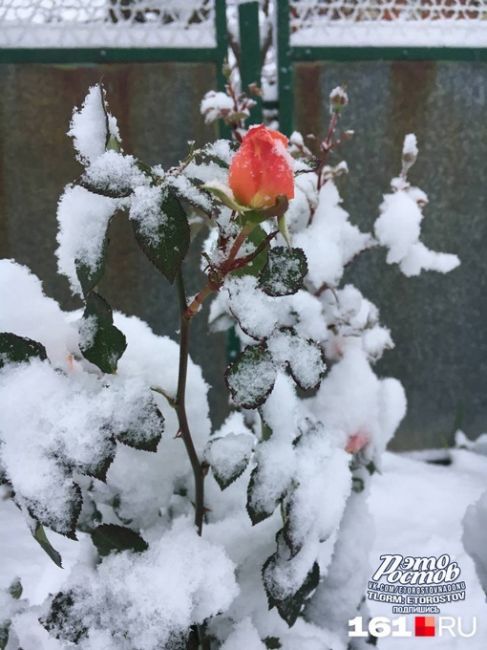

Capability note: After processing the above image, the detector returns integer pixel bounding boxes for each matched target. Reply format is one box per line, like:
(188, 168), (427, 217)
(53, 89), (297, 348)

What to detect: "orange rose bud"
(228, 124), (294, 210)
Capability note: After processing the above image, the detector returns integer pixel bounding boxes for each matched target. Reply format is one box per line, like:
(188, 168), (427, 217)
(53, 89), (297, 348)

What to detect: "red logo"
(415, 616), (436, 637)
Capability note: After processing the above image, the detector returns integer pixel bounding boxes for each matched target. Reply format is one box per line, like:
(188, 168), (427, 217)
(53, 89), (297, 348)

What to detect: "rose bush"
(0, 78), (459, 650)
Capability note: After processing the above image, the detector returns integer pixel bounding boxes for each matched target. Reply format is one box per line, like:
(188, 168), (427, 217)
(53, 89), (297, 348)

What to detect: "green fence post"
(277, 0), (293, 135)
(215, 0), (228, 91)
(238, 1), (263, 125)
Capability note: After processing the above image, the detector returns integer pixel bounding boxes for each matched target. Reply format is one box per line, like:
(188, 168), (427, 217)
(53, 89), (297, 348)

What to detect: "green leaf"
(0, 332), (47, 369)
(31, 522), (63, 568)
(116, 401), (164, 452)
(75, 231), (109, 295)
(81, 443), (117, 482)
(246, 465), (287, 526)
(132, 189), (189, 283)
(0, 622), (10, 650)
(79, 292), (127, 374)
(232, 225), (269, 278)
(260, 247), (308, 297)
(206, 433), (254, 491)
(41, 590), (87, 643)
(91, 524), (148, 557)
(225, 344), (276, 409)
(8, 577), (22, 600)
(264, 637), (282, 649)
(202, 181), (249, 214)
(263, 556), (320, 627)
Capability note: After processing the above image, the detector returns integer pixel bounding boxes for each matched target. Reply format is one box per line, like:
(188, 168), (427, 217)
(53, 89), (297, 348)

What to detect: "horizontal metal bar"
(291, 46), (487, 62)
(0, 47), (221, 64)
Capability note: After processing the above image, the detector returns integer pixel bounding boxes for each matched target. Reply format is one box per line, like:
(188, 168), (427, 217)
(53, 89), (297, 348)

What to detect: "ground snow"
(2, 450), (487, 648)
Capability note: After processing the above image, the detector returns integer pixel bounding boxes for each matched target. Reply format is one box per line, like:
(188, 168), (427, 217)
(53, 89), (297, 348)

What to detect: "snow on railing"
(290, 0), (487, 48)
(0, 0), (217, 48)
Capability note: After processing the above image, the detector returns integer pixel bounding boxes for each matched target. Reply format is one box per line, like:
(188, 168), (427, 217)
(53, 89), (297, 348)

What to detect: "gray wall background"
(0, 62), (229, 428)
(1, 60), (485, 449)
(295, 61), (487, 450)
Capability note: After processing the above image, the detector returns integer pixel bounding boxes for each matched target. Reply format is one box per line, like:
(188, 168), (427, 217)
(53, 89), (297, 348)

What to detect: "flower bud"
(329, 86), (349, 114)
(228, 124), (294, 210)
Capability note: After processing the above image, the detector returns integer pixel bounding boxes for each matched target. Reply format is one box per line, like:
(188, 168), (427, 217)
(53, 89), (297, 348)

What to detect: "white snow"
(44, 518), (237, 650)
(56, 184), (119, 295)
(294, 181), (373, 290)
(68, 86), (108, 165)
(3, 450), (487, 649)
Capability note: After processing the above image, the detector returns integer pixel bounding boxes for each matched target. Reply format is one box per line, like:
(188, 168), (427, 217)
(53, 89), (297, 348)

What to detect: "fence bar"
(276, 1), (293, 135)
(0, 47), (222, 65)
(292, 46), (487, 63)
(238, 1), (263, 124)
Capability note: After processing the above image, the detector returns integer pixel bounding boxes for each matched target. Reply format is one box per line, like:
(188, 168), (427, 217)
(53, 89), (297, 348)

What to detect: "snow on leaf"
(68, 85), (108, 165)
(41, 519), (238, 650)
(56, 184), (119, 296)
(263, 555), (320, 627)
(206, 432), (254, 490)
(131, 186), (190, 283)
(0, 332), (47, 369)
(260, 246), (308, 297)
(81, 151), (147, 198)
(225, 344), (276, 409)
(268, 329), (326, 391)
(79, 292), (127, 374)
(116, 397), (164, 453)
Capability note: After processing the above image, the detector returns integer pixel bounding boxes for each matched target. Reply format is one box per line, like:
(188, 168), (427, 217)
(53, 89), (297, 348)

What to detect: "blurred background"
(1, 0), (486, 449)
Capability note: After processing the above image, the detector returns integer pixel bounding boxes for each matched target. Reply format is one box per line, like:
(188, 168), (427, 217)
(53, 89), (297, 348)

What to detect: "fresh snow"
(2, 450), (487, 648)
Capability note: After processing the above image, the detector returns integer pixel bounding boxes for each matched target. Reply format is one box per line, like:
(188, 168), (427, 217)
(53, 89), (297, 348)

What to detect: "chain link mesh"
(0, 0), (216, 48)
(290, 0), (487, 47)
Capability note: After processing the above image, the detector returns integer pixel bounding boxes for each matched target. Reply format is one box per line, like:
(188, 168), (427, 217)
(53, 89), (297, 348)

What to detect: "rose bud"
(329, 86), (349, 114)
(229, 124), (294, 210)
(345, 431), (369, 454)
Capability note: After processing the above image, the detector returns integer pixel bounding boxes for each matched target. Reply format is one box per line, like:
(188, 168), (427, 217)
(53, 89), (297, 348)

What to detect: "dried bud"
(248, 83), (262, 97)
(222, 60), (232, 80)
(329, 86), (349, 114)
(402, 133), (418, 167)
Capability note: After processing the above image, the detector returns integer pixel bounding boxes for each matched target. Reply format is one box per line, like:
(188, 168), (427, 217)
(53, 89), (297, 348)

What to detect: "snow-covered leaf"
(41, 590), (86, 643)
(27, 481), (82, 540)
(260, 247), (308, 297)
(206, 432), (254, 490)
(247, 466), (277, 525)
(132, 189), (189, 283)
(79, 293), (127, 374)
(225, 344), (276, 409)
(268, 329), (326, 391)
(75, 226), (110, 296)
(0, 332), (47, 369)
(263, 556), (320, 627)
(91, 524), (148, 557)
(116, 399), (164, 453)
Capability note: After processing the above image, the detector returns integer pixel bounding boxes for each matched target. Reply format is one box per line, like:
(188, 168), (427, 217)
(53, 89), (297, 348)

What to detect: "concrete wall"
(295, 61), (487, 449)
(0, 62), (229, 428)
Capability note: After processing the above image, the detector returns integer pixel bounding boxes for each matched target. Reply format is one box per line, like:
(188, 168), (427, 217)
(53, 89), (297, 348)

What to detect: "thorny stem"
(317, 110), (339, 192)
(175, 271), (207, 536)
(185, 222), (256, 318)
(308, 110), (341, 226)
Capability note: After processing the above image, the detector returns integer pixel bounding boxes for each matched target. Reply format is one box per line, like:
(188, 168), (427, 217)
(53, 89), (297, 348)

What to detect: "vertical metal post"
(215, 0), (228, 92)
(276, 0), (293, 135)
(238, 1), (263, 124)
